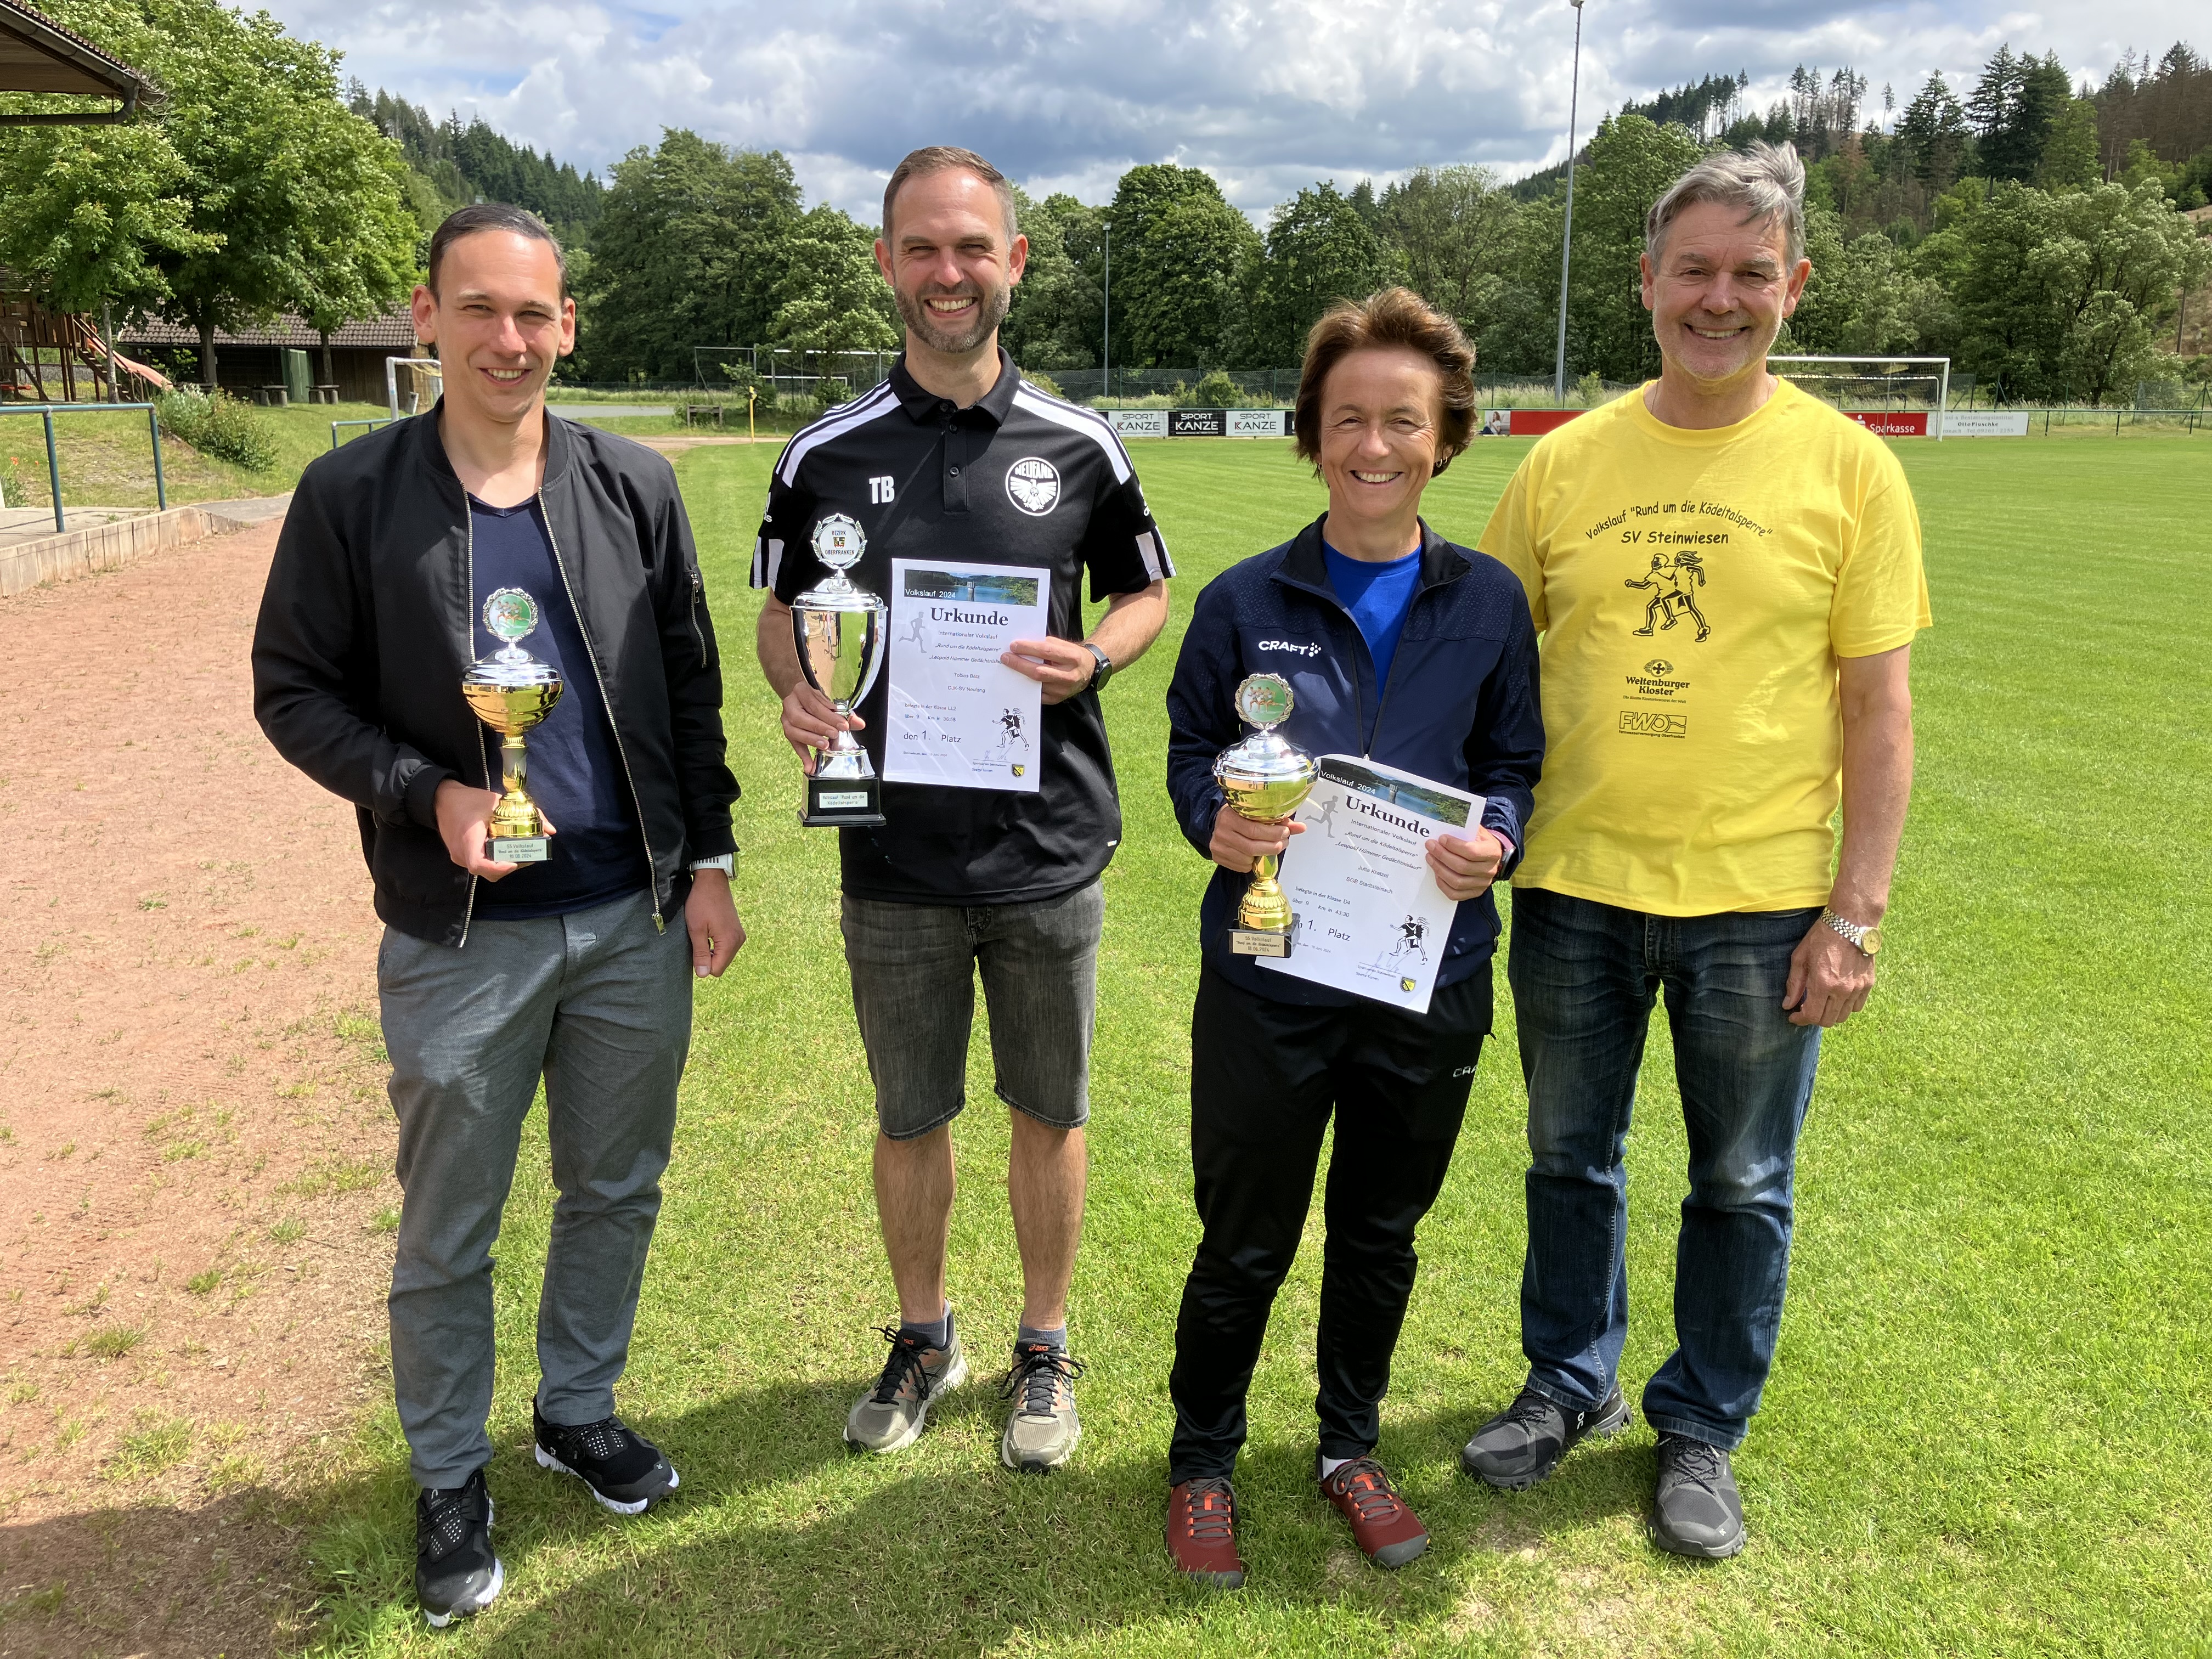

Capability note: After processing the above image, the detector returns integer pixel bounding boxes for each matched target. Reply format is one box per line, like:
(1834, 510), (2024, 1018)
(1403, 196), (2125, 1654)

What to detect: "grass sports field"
(302, 433), (2210, 1656)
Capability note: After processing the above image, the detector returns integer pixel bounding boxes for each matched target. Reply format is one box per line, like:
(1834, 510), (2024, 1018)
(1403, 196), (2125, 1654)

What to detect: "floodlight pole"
(1102, 220), (1112, 400)
(1552, 0), (1587, 407)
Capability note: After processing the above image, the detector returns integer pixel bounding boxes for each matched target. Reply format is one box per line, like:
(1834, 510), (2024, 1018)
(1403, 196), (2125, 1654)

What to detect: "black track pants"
(1166, 961), (1491, 1481)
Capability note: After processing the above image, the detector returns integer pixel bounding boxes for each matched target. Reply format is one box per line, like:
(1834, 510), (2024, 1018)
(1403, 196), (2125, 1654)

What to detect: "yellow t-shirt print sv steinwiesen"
(1479, 379), (1932, 917)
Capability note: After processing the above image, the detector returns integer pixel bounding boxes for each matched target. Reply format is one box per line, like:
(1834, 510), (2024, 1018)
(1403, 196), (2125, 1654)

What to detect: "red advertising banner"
(1841, 410), (1930, 436)
(1504, 409), (1584, 436)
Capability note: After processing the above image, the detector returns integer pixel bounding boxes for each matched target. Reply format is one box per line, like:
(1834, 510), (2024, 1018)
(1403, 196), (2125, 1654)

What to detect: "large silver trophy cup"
(792, 514), (889, 827)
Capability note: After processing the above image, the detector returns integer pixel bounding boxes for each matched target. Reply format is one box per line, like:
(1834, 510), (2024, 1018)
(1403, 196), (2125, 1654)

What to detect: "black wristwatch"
(1082, 642), (1115, 692)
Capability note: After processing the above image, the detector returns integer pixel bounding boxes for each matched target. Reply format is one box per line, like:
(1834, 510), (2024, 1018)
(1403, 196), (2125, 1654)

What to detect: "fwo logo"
(1619, 710), (1690, 738)
(1256, 639), (1322, 656)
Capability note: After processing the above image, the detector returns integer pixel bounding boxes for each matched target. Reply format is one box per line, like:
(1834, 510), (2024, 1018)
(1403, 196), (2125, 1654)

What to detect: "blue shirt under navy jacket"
(469, 495), (651, 918)
(1165, 516), (1544, 1005)
(1322, 541), (1423, 691)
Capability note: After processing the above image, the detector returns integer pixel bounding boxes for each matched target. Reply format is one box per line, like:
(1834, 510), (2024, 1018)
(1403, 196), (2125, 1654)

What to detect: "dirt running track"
(0, 518), (400, 1657)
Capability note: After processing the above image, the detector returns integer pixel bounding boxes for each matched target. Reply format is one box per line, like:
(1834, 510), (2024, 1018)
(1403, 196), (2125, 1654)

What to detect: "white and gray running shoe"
(845, 1324), (968, 1454)
(1000, 1342), (1086, 1473)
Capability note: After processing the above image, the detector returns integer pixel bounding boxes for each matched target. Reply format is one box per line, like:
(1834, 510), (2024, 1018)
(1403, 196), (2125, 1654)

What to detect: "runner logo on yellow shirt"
(1624, 550), (1712, 641)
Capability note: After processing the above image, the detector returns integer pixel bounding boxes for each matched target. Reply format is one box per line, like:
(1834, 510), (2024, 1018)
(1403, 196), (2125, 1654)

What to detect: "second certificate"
(884, 558), (1048, 793)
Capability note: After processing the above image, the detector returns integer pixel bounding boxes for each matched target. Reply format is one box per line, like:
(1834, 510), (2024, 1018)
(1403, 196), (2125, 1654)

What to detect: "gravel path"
(0, 518), (398, 1656)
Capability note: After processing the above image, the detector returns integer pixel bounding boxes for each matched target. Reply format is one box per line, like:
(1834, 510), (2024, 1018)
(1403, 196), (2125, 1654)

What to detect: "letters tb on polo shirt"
(751, 351), (1173, 907)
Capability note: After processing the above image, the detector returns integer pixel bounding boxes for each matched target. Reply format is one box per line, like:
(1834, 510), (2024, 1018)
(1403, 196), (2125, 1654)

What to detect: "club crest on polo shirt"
(1005, 456), (1061, 516)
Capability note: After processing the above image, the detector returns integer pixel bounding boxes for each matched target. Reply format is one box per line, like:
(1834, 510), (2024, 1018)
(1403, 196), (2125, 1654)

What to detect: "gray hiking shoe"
(1651, 1433), (1745, 1559)
(999, 1341), (1086, 1472)
(845, 1324), (967, 1454)
(1461, 1383), (1630, 1489)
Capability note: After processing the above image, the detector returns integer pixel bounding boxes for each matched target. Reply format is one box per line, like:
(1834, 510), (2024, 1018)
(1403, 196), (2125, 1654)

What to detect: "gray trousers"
(379, 889), (691, 1488)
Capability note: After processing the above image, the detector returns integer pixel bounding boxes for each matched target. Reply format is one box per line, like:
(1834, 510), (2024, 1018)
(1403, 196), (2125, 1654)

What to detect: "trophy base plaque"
(801, 774), (887, 828)
(488, 836), (549, 864)
(1230, 921), (1295, 958)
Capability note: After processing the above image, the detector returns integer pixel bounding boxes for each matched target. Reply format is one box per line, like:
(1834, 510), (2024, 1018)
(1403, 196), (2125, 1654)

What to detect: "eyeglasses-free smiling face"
(875, 168), (1028, 357)
(411, 230), (575, 422)
(1316, 347), (1445, 543)
(1640, 198), (1810, 391)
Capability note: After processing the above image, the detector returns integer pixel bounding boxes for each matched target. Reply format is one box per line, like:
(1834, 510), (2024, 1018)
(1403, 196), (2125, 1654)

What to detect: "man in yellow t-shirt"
(1458, 143), (1929, 1561)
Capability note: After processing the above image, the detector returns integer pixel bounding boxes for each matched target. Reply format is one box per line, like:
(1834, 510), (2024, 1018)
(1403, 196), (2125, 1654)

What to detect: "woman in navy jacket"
(1160, 289), (1543, 1587)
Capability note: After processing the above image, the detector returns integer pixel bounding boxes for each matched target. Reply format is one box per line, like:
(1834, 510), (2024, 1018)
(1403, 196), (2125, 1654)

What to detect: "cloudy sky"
(261, 0), (2204, 219)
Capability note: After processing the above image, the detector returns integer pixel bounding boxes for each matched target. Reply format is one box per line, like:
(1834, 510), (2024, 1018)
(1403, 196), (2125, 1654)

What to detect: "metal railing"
(331, 416), (399, 449)
(0, 401), (165, 534)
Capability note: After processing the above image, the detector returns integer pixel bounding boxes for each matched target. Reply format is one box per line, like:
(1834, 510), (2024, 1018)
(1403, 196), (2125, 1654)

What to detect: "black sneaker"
(1460, 1383), (1630, 1489)
(533, 1402), (679, 1515)
(1651, 1433), (1745, 1559)
(416, 1468), (503, 1628)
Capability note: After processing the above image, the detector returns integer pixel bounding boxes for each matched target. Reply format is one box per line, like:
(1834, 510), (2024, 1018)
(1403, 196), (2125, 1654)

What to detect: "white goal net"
(386, 356), (445, 419)
(1770, 355), (1952, 438)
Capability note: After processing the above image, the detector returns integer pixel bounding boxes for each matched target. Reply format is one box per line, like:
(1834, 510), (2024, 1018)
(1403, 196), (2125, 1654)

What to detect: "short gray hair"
(1645, 141), (1806, 267)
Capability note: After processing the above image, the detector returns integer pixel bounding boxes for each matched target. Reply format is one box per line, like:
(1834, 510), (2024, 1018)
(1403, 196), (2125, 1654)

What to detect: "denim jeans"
(839, 881), (1104, 1140)
(1506, 886), (1823, 1449)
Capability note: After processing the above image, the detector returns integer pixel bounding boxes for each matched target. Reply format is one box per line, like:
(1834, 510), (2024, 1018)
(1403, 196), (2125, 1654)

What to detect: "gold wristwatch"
(1819, 907), (1882, 956)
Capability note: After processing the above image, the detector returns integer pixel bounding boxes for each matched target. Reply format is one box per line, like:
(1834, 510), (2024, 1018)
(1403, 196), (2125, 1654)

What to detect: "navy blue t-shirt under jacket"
(469, 495), (651, 918)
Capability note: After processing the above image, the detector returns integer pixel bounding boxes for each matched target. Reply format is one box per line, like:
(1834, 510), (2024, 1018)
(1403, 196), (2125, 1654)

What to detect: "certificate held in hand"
(884, 560), (1048, 793)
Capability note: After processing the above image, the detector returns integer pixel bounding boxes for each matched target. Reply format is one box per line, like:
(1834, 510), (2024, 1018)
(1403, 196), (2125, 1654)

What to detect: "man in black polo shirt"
(753, 145), (1170, 1472)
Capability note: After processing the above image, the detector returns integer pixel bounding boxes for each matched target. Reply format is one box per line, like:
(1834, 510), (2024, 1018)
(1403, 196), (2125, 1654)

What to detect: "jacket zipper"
(689, 565), (708, 659)
(458, 506), (482, 950)
(542, 503), (665, 932)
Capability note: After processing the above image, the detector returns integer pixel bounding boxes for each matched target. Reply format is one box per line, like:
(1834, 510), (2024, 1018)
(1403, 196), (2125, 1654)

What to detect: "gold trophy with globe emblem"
(1215, 673), (1319, 956)
(461, 587), (563, 863)
(792, 514), (890, 827)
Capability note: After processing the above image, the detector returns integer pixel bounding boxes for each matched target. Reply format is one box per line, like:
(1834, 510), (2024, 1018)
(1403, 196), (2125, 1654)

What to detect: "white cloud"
(268, 0), (2206, 220)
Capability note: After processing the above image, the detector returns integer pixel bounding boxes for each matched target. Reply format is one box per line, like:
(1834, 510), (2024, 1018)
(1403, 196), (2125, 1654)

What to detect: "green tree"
(0, 106), (202, 320)
(1118, 188), (1259, 365)
(1376, 165), (1519, 338)
(1899, 73), (1972, 189)
(291, 95), (422, 387)
(579, 133), (802, 380)
(768, 204), (898, 354)
(1787, 207), (1934, 354)
(1244, 182), (1402, 365)
(1096, 165), (1254, 367)
(1928, 177), (2209, 402)
(1562, 114), (1704, 383)
(1001, 191), (1103, 371)
(2039, 98), (2103, 189)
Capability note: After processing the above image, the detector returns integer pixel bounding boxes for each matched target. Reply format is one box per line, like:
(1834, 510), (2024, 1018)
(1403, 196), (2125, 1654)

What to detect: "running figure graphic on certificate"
(992, 708), (1031, 760)
(900, 611), (934, 657)
(1377, 913), (1431, 969)
(1308, 794), (1343, 840)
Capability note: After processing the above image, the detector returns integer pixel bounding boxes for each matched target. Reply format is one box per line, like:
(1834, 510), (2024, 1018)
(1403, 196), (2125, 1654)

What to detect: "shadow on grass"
(295, 1367), (1674, 1656)
(0, 1482), (316, 1658)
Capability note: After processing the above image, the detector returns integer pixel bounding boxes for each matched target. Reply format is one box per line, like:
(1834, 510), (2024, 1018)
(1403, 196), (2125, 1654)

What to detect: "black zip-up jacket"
(1165, 515), (1543, 1004)
(252, 404), (739, 947)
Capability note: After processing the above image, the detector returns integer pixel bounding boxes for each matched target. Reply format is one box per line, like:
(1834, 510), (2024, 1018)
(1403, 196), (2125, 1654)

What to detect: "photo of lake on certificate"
(900, 567), (1042, 607)
(1319, 755), (1474, 827)
(1260, 754), (1484, 1013)
(883, 558), (1050, 794)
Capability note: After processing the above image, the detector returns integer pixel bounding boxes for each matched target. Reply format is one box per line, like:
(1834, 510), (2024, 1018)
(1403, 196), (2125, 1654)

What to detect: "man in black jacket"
(252, 206), (742, 1628)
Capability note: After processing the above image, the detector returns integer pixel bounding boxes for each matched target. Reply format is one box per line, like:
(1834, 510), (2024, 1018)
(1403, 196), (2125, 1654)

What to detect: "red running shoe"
(1319, 1454), (1430, 1567)
(1165, 1478), (1246, 1588)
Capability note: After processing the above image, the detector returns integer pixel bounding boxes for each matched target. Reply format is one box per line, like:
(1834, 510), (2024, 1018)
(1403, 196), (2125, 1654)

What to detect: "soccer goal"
(1769, 355), (1952, 439)
(385, 356), (445, 420)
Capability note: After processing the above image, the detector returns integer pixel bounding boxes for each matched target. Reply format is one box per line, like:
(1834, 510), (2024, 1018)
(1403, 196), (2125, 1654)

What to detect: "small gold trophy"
(461, 587), (564, 863)
(1215, 673), (1319, 957)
